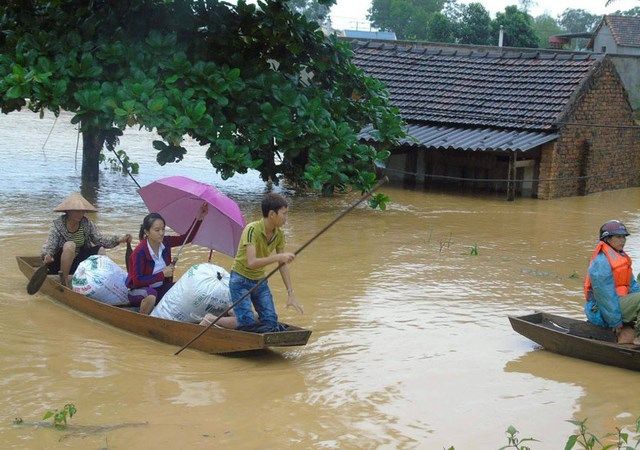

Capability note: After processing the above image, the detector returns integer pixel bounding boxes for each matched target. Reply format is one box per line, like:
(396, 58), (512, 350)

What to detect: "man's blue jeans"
(230, 271), (278, 328)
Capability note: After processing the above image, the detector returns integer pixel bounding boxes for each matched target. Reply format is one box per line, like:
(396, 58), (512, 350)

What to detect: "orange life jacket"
(584, 241), (632, 300)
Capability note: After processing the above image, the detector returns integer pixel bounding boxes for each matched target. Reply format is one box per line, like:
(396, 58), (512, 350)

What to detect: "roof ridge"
(351, 39), (601, 61)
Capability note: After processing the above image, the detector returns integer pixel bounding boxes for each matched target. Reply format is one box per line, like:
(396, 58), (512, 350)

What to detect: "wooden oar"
(26, 262), (51, 295)
(174, 176), (389, 355)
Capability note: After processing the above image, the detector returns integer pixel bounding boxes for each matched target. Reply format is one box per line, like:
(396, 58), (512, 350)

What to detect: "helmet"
(599, 220), (630, 240)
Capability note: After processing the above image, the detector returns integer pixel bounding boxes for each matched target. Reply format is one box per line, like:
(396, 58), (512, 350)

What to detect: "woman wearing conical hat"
(41, 193), (131, 287)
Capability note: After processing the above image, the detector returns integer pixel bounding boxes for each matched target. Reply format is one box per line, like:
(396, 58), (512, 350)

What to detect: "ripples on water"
(3, 110), (640, 448)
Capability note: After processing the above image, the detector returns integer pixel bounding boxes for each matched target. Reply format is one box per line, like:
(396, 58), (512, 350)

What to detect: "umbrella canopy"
(138, 176), (245, 257)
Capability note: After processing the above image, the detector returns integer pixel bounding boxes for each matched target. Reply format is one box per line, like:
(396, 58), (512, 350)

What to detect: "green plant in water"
(499, 425), (538, 449)
(470, 243), (479, 256)
(43, 403), (77, 429)
(565, 416), (640, 450)
(368, 193), (390, 210)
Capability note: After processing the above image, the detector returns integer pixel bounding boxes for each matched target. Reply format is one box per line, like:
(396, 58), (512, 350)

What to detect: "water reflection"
(505, 350), (640, 439)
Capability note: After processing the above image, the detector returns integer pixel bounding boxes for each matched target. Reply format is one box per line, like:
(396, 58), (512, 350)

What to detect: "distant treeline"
(296, 0), (640, 49)
(366, 1), (640, 48)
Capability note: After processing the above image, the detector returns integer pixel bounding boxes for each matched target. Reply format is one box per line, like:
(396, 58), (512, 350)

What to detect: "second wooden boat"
(17, 256), (311, 355)
(509, 312), (640, 371)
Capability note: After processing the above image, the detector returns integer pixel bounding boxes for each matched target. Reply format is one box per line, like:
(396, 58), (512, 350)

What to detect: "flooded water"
(1, 110), (640, 449)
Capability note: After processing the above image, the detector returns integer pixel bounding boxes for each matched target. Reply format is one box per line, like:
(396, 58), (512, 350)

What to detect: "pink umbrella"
(138, 176), (245, 257)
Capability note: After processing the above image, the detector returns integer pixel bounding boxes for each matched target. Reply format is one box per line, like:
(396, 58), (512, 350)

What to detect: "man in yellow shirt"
(212, 193), (302, 330)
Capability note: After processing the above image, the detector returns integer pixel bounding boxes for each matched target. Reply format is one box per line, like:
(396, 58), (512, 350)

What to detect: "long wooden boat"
(509, 312), (640, 371)
(17, 256), (311, 354)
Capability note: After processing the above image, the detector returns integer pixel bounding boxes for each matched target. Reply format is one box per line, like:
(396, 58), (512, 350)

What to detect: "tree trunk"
(81, 129), (104, 183)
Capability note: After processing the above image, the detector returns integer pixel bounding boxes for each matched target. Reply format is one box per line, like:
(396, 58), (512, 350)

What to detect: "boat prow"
(509, 312), (640, 371)
(17, 256), (311, 355)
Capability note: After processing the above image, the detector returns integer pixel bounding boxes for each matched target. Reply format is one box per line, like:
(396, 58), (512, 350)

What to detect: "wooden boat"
(509, 312), (640, 371)
(17, 256), (311, 354)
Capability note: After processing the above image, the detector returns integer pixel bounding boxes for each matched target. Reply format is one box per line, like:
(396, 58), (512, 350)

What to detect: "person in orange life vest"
(584, 220), (640, 344)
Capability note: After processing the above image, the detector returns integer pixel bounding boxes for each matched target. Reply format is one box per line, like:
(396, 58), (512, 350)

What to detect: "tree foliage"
(425, 12), (455, 42)
(368, 0), (540, 48)
(456, 3), (493, 45)
(557, 8), (600, 33)
(613, 6), (640, 16)
(286, 0), (331, 26)
(0, 0), (404, 195)
(367, 0), (448, 40)
(492, 6), (539, 48)
(533, 13), (563, 49)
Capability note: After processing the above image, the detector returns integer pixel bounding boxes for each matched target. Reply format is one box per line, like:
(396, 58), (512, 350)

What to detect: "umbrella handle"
(172, 217), (199, 266)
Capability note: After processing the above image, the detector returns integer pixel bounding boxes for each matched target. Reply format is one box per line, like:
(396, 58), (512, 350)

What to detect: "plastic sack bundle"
(151, 263), (232, 323)
(71, 255), (128, 305)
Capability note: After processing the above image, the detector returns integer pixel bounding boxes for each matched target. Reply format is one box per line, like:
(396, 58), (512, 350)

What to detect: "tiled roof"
(351, 41), (602, 132)
(360, 124), (559, 152)
(604, 15), (640, 48)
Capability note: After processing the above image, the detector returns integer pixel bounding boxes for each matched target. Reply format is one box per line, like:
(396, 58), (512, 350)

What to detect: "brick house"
(588, 15), (640, 109)
(589, 15), (640, 55)
(352, 41), (640, 199)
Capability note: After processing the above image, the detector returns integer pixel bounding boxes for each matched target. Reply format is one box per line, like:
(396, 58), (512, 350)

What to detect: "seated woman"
(41, 192), (130, 287)
(584, 220), (640, 345)
(126, 204), (208, 315)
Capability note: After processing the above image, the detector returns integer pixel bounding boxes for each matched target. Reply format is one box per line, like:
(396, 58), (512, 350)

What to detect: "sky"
(329, 0), (640, 31)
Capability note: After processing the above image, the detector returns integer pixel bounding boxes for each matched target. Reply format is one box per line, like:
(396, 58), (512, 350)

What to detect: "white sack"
(71, 255), (128, 305)
(151, 263), (232, 323)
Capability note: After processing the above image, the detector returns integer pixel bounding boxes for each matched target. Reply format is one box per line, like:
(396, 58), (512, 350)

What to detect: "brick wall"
(537, 57), (640, 199)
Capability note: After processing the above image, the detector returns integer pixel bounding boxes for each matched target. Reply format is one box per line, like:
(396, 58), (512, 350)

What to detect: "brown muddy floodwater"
(1, 110), (640, 449)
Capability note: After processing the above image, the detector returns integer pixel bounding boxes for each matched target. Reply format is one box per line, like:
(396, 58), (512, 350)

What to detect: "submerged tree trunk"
(81, 129), (104, 183)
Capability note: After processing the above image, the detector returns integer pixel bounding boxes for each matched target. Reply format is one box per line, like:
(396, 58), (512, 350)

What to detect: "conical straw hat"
(53, 193), (97, 212)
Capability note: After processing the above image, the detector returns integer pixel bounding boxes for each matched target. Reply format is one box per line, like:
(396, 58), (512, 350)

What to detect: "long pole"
(174, 176), (389, 355)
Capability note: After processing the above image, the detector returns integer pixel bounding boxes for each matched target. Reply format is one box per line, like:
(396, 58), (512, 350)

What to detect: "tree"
(286, 0), (331, 26)
(456, 3), (493, 45)
(518, 0), (537, 13)
(425, 12), (455, 42)
(557, 8), (600, 33)
(492, 5), (539, 48)
(613, 7), (640, 15)
(367, 0), (448, 40)
(0, 0), (404, 197)
(533, 14), (564, 48)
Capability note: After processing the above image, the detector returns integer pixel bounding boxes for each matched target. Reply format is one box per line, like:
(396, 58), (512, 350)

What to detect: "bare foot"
(199, 313), (221, 327)
(617, 326), (635, 344)
(59, 272), (71, 287)
(139, 295), (156, 315)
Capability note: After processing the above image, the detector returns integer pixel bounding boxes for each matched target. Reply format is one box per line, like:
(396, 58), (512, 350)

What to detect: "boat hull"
(17, 256), (311, 354)
(509, 312), (640, 371)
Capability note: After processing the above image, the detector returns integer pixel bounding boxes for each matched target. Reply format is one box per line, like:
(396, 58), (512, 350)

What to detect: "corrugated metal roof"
(361, 124), (558, 152)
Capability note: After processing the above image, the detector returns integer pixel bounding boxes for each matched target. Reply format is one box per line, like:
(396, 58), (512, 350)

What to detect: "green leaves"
(0, 0), (405, 198)
(43, 403), (77, 429)
(153, 140), (187, 165)
(147, 97), (168, 112)
(368, 193), (390, 211)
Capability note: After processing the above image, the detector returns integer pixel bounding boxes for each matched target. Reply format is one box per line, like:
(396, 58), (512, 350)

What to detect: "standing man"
(209, 193), (302, 331)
